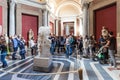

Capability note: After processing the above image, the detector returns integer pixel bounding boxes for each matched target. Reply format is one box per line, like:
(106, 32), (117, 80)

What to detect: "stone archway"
(55, 0), (82, 16)
(54, 1), (82, 36)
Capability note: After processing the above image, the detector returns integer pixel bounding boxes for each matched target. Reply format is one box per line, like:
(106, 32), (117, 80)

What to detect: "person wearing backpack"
(68, 35), (74, 56)
(18, 37), (26, 59)
(48, 33), (56, 55)
(104, 31), (117, 68)
(0, 36), (8, 68)
(12, 35), (19, 60)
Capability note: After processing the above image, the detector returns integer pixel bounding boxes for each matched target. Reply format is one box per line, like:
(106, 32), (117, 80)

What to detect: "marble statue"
(33, 26), (52, 72)
(28, 29), (34, 40)
(101, 26), (108, 37)
(37, 26), (51, 56)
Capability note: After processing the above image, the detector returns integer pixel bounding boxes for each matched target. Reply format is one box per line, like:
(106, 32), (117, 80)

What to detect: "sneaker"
(12, 58), (17, 60)
(109, 64), (112, 66)
(2, 65), (8, 68)
(109, 62), (113, 66)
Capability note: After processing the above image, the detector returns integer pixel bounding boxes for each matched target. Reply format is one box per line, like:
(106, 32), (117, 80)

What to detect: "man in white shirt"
(29, 37), (36, 56)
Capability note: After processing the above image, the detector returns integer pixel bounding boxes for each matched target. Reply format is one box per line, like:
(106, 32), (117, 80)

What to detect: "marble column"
(79, 17), (83, 35)
(9, 0), (16, 36)
(55, 19), (59, 36)
(82, 3), (89, 36)
(47, 11), (50, 27)
(74, 18), (77, 36)
(43, 9), (48, 27)
(61, 21), (64, 36)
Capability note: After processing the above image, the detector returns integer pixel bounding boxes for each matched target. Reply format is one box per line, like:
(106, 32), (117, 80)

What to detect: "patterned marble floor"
(0, 54), (120, 80)
(0, 55), (80, 80)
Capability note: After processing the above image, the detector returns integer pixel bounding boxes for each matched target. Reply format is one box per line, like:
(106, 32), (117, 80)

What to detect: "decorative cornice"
(15, 0), (46, 9)
(26, 0), (46, 5)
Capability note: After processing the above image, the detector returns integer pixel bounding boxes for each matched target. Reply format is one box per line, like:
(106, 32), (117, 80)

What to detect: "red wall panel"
(49, 22), (54, 34)
(22, 14), (38, 42)
(95, 4), (116, 41)
(0, 6), (2, 35)
(0, 6), (2, 25)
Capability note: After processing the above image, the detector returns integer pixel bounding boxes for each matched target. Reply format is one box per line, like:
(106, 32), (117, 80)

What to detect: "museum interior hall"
(0, 0), (120, 80)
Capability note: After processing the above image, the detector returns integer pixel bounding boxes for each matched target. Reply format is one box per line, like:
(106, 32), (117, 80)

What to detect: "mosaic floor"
(0, 53), (120, 80)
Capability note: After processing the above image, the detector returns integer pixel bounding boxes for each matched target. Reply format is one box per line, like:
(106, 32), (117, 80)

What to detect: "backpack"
(69, 37), (74, 44)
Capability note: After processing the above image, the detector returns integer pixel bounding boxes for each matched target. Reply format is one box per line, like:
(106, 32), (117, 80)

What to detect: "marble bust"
(101, 26), (108, 37)
(28, 29), (34, 40)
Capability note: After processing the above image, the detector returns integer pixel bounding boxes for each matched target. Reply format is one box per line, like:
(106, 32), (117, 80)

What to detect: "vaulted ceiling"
(47, 0), (82, 17)
(34, 0), (82, 17)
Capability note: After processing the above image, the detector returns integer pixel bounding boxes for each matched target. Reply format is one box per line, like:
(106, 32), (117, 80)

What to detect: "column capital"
(9, 0), (16, 4)
(82, 3), (89, 9)
(82, 0), (93, 9)
(9, 0), (16, 8)
(42, 9), (49, 16)
(42, 8), (49, 12)
(82, 0), (93, 4)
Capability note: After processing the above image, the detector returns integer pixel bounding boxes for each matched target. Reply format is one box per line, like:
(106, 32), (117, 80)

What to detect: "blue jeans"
(108, 50), (116, 67)
(50, 43), (56, 55)
(20, 49), (26, 59)
(69, 45), (73, 55)
(1, 51), (7, 67)
(89, 45), (93, 58)
(12, 47), (18, 59)
(66, 45), (72, 57)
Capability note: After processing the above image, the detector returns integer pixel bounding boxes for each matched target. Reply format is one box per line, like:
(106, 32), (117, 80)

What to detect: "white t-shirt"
(29, 39), (35, 48)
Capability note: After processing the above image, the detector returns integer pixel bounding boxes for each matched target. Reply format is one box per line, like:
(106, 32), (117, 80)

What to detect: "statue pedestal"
(33, 56), (52, 72)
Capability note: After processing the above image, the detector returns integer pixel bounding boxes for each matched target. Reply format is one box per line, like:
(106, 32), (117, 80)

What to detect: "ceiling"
(48, 0), (82, 17)
(35, 0), (82, 17)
